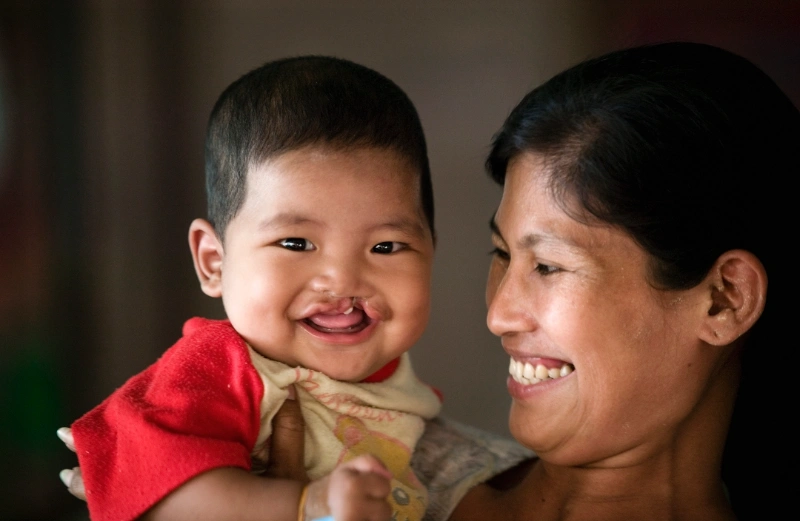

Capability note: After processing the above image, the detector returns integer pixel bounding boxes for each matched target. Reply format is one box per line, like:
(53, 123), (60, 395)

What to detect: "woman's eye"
(535, 263), (560, 276)
(277, 238), (315, 251)
(372, 242), (405, 254)
(489, 247), (510, 261)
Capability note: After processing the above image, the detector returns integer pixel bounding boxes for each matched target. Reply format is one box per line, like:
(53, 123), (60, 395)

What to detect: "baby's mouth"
(304, 307), (371, 334)
(509, 357), (574, 385)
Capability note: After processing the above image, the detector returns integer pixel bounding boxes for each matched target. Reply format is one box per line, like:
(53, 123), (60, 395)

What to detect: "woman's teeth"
(509, 358), (573, 385)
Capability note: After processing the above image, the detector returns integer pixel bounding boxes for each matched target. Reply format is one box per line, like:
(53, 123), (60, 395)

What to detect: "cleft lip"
(298, 300), (380, 345)
(297, 296), (385, 331)
(302, 298), (360, 319)
(297, 296), (385, 335)
(357, 299), (384, 322)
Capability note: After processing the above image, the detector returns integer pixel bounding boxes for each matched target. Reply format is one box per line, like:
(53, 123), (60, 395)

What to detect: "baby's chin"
(314, 356), (401, 383)
(314, 364), (380, 383)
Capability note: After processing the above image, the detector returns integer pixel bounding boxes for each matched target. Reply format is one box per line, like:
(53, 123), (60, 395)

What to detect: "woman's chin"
(509, 400), (564, 454)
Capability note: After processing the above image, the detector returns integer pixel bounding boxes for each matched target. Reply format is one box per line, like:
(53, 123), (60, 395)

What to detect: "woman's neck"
(453, 349), (741, 521)
(508, 454), (735, 521)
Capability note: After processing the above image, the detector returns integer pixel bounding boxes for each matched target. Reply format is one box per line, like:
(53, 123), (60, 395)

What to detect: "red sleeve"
(71, 318), (264, 521)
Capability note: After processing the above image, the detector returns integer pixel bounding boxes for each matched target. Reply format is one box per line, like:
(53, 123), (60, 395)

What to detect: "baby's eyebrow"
(370, 218), (428, 239)
(258, 212), (320, 230)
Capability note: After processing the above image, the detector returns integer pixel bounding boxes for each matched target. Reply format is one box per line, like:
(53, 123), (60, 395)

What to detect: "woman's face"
(486, 152), (723, 467)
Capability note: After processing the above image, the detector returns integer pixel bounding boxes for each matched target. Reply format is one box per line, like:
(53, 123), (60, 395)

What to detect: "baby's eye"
(371, 242), (406, 254)
(277, 238), (315, 251)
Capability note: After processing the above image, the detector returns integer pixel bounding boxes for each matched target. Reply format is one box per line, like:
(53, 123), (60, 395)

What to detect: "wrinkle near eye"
(534, 263), (560, 276)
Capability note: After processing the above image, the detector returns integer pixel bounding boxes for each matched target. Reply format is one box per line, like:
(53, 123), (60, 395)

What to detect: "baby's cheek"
(405, 284), (431, 322)
(403, 295), (431, 343)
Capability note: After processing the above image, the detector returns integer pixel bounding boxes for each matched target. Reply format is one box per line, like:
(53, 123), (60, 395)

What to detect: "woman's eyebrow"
(490, 214), (582, 251)
(489, 215), (504, 240)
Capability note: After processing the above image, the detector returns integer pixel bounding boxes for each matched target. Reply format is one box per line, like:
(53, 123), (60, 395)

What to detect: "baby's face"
(219, 146), (434, 381)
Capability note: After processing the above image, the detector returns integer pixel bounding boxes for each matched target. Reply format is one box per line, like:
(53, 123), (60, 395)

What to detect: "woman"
(61, 42), (796, 520)
(444, 41), (796, 520)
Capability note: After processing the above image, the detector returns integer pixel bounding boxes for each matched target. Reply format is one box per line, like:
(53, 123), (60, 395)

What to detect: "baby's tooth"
(530, 377), (541, 385)
(523, 362), (535, 380)
(548, 367), (560, 379)
(560, 364), (574, 377)
(509, 358), (515, 376)
(535, 364), (548, 380)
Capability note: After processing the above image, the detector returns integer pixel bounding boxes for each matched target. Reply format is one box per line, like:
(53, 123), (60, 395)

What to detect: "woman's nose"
(486, 264), (536, 337)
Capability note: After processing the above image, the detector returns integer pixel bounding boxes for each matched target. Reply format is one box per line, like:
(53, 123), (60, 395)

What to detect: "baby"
(65, 56), (442, 521)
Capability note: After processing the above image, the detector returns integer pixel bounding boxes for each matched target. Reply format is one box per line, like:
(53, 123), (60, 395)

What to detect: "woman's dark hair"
(206, 55), (433, 241)
(487, 42), (799, 517)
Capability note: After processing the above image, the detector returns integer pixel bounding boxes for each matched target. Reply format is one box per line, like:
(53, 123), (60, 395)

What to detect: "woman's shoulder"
(412, 417), (534, 521)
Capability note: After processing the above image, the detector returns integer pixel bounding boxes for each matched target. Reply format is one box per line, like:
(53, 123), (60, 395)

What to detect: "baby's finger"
(355, 470), (392, 500)
(60, 467), (86, 500)
(329, 482), (392, 521)
(56, 427), (76, 452)
(341, 454), (392, 482)
(330, 465), (392, 502)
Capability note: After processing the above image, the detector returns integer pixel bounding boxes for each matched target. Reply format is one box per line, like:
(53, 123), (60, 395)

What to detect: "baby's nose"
(309, 255), (365, 297)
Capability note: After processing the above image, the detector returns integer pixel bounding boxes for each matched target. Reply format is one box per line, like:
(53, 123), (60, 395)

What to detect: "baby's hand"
(56, 427), (86, 500)
(303, 455), (392, 521)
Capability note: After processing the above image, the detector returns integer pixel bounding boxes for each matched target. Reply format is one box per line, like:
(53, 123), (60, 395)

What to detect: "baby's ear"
(188, 219), (224, 298)
(698, 249), (767, 346)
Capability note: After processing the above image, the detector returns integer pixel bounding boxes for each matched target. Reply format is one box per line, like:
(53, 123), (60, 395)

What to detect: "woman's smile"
(508, 357), (574, 386)
(486, 152), (715, 465)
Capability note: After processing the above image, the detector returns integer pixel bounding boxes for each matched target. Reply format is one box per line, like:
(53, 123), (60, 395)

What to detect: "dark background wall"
(1, 1), (797, 519)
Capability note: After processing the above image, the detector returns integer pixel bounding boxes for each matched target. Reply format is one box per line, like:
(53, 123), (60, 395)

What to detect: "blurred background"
(1, 1), (797, 519)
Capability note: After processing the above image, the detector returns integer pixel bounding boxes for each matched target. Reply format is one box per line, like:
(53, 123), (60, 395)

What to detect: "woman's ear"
(698, 249), (767, 346)
(188, 218), (224, 298)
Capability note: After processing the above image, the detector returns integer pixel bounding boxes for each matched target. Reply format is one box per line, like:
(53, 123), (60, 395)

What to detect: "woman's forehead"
(496, 153), (575, 232)
(496, 153), (634, 256)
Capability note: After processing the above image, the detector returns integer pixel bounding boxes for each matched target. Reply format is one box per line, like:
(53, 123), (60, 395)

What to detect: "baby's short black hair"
(205, 56), (434, 240)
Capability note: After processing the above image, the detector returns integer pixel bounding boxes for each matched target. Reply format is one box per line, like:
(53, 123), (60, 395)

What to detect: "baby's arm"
(140, 468), (303, 520)
(59, 397), (394, 521)
(141, 455), (392, 521)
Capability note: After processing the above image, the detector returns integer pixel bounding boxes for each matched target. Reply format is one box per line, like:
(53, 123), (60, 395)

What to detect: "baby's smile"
(304, 305), (371, 334)
(297, 297), (384, 347)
